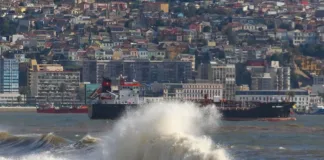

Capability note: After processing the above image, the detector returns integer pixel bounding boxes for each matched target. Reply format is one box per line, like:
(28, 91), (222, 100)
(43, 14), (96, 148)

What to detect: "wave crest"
(103, 101), (232, 160)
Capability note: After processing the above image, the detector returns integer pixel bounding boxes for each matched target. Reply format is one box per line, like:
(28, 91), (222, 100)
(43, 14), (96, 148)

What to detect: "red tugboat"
(36, 103), (88, 114)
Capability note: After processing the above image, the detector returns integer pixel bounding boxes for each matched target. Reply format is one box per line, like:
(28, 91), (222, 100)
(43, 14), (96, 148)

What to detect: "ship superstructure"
(88, 75), (142, 119)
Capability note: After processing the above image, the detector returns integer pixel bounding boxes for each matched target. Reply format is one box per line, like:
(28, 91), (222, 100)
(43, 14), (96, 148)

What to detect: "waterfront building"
(29, 60), (80, 104)
(0, 93), (26, 104)
(0, 58), (19, 93)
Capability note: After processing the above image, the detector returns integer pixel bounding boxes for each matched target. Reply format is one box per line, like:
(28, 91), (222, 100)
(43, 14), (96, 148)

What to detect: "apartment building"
(29, 60), (80, 104)
(208, 60), (236, 100)
(0, 58), (19, 93)
(249, 61), (290, 90)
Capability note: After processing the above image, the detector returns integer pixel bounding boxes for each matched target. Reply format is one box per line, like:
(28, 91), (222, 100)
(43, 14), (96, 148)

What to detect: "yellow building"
(207, 41), (216, 47)
(160, 3), (169, 13)
(29, 59), (63, 72)
(143, 2), (169, 13)
(237, 85), (250, 91)
(28, 59), (80, 103)
(16, 7), (26, 14)
(28, 59), (64, 87)
(269, 46), (283, 54)
(112, 50), (122, 60)
(296, 56), (321, 75)
(180, 54), (195, 71)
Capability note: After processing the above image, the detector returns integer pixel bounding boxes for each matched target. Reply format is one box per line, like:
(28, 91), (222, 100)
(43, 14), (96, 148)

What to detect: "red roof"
(246, 60), (267, 66)
(301, 0), (308, 5)
(122, 82), (141, 87)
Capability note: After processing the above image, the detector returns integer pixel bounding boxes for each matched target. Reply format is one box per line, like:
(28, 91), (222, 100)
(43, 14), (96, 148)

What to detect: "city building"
(237, 84), (250, 91)
(312, 75), (324, 94)
(163, 83), (223, 100)
(0, 58), (19, 93)
(197, 63), (209, 80)
(251, 73), (273, 90)
(29, 61), (80, 104)
(89, 59), (191, 84)
(249, 61), (290, 90)
(208, 60), (236, 100)
(82, 60), (97, 84)
(0, 93), (26, 104)
(235, 90), (309, 111)
(143, 2), (169, 13)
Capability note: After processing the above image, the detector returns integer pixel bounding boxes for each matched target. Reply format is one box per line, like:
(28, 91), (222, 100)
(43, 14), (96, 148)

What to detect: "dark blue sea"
(0, 102), (322, 160)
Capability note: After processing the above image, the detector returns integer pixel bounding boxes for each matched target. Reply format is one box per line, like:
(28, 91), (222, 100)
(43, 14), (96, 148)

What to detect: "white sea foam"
(102, 100), (232, 160)
(0, 152), (67, 160)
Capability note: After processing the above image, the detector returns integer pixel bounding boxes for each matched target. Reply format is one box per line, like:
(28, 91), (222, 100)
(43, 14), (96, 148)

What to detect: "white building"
(163, 83), (223, 100)
(0, 93), (26, 104)
(235, 90), (309, 111)
(209, 60), (235, 100)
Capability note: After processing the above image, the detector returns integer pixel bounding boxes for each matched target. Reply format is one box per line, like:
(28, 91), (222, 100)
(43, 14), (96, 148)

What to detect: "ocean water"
(0, 101), (323, 160)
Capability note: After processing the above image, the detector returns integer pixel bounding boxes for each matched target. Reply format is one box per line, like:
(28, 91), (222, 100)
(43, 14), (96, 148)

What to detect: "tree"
(155, 19), (165, 26)
(17, 96), (22, 105)
(286, 91), (295, 102)
(223, 26), (236, 45)
(279, 23), (291, 30)
(202, 26), (211, 33)
(124, 20), (133, 28)
(19, 86), (30, 104)
(59, 83), (67, 107)
(106, 27), (111, 33)
(295, 24), (304, 30)
(258, 27), (263, 32)
(54, 0), (61, 5)
(184, 4), (197, 17)
(75, 87), (85, 104)
(196, 7), (206, 15)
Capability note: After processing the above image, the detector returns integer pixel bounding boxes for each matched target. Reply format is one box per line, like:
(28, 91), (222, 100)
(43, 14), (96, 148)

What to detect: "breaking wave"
(0, 101), (232, 160)
(103, 101), (231, 160)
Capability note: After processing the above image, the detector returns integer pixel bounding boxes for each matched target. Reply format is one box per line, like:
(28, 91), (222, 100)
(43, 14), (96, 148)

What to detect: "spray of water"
(103, 100), (232, 160)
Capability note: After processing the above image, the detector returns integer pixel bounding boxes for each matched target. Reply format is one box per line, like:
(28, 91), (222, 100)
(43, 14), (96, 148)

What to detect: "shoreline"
(0, 107), (36, 112)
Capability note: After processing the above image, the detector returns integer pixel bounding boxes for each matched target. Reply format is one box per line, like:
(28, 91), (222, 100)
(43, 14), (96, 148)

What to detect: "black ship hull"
(88, 102), (296, 121)
(88, 104), (137, 119)
(214, 102), (296, 121)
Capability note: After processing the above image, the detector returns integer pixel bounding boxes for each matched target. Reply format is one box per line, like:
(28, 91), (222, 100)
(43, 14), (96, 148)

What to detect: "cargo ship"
(36, 103), (88, 113)
(88, 76), (296, 121)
